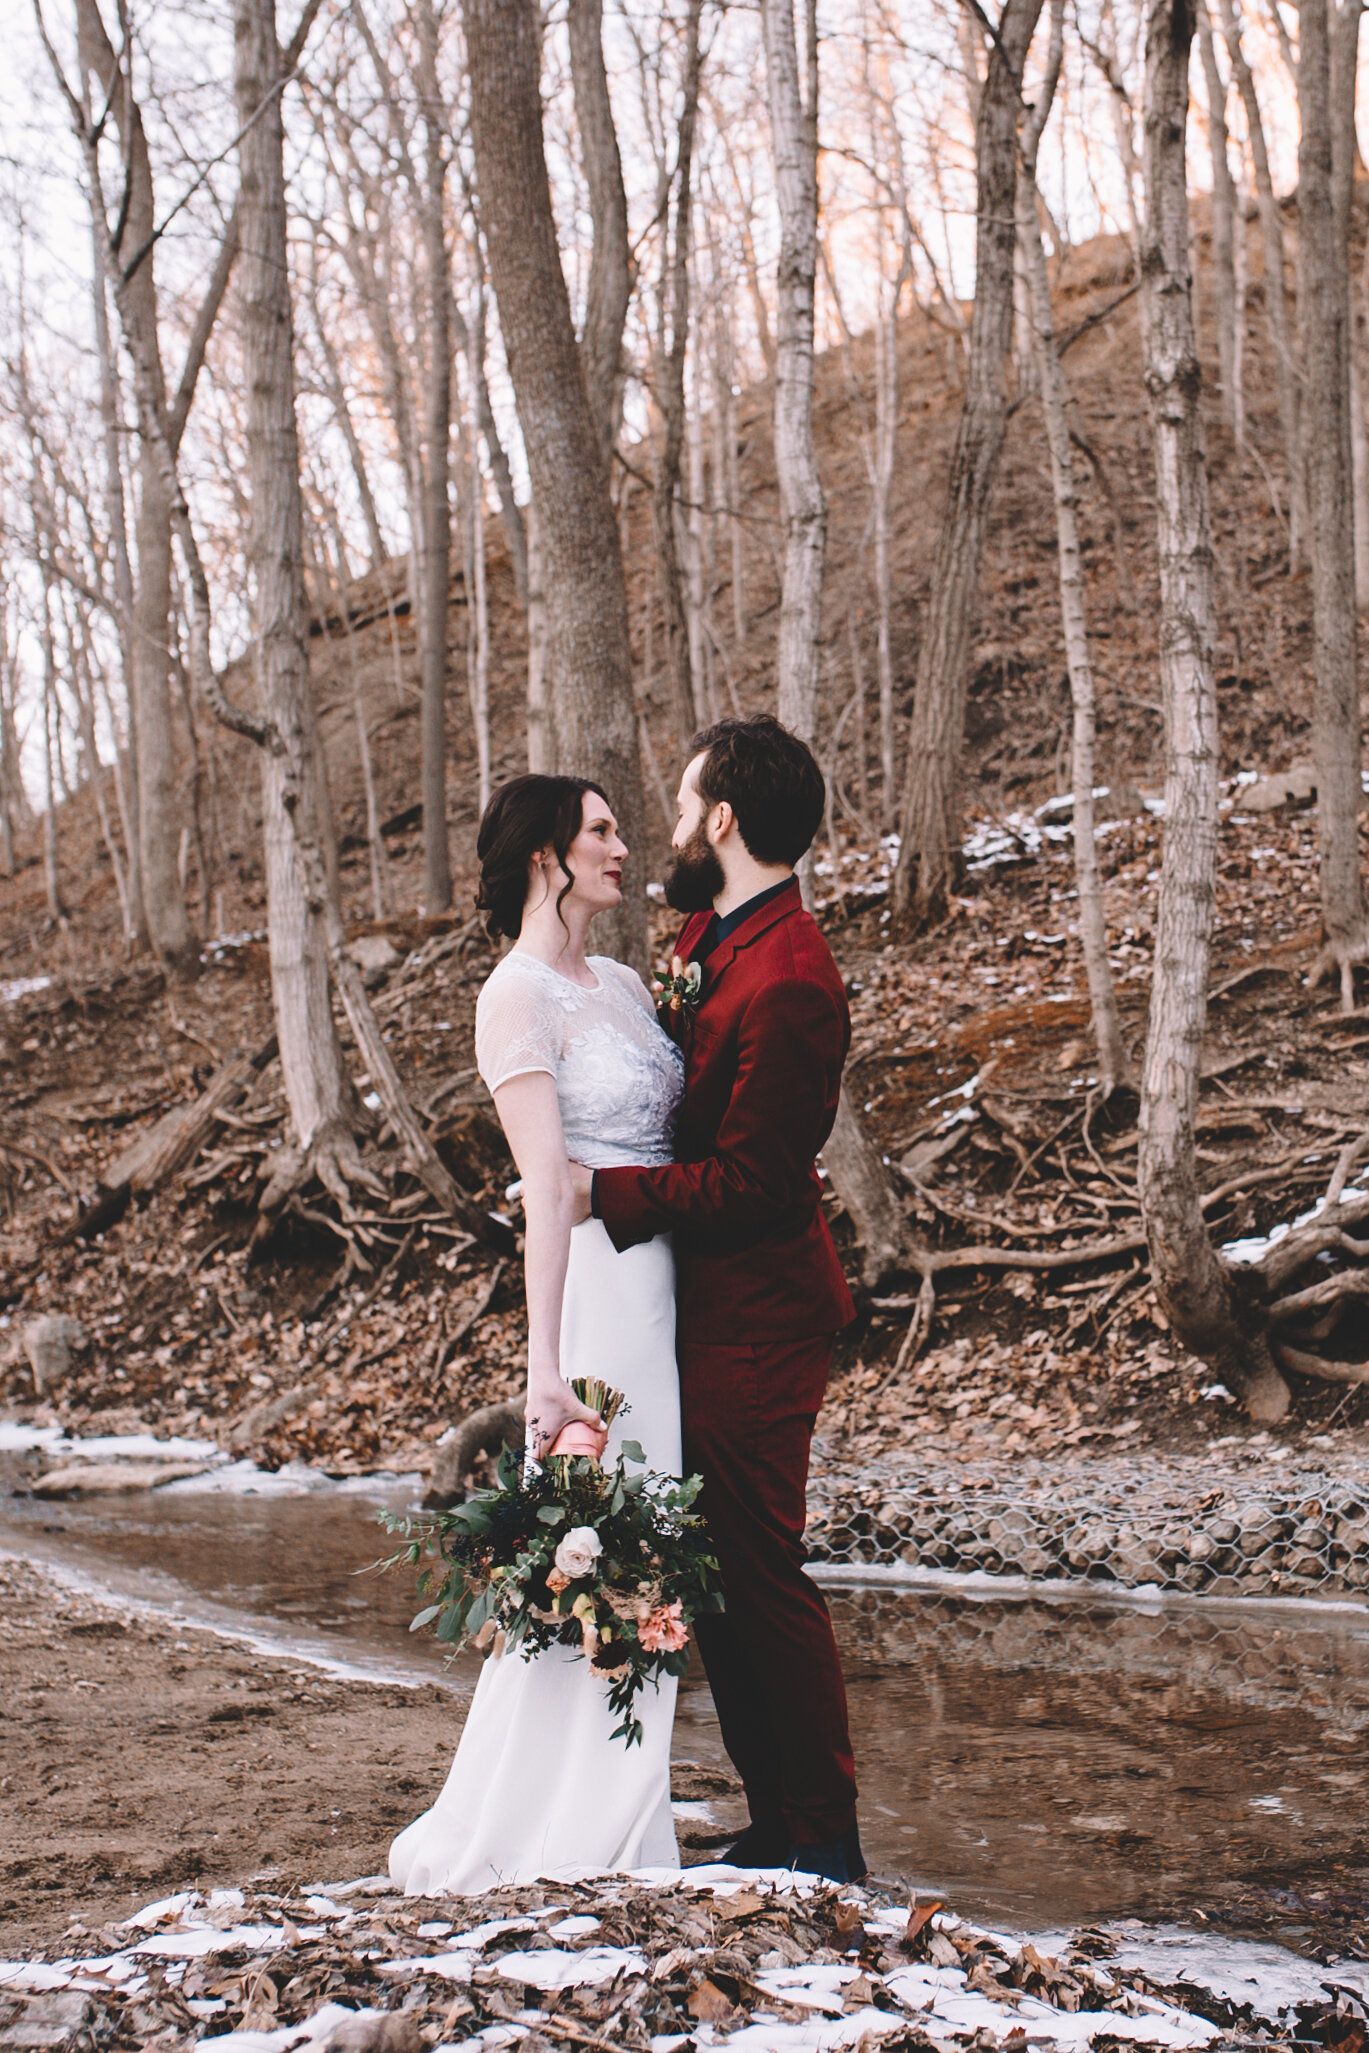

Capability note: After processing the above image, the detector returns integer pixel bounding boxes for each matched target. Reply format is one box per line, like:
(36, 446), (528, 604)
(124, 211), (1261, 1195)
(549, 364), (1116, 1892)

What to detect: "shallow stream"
(3, 1478), (1368, 1944)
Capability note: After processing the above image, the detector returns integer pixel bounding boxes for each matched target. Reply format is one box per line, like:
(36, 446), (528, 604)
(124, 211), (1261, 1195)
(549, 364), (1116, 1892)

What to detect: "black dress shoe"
(720, 1821), (791, 1869)
(788, 1824), (867, 1884)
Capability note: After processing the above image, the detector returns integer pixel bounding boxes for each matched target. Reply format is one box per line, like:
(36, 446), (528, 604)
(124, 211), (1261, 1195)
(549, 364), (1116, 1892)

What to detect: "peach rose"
(545, 1566), (571, 1596)
(639, 1600), (687, 1654)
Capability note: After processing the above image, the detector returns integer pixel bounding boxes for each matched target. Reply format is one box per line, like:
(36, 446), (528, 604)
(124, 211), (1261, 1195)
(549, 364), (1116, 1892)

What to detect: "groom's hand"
(568, 1161), (594, 1225)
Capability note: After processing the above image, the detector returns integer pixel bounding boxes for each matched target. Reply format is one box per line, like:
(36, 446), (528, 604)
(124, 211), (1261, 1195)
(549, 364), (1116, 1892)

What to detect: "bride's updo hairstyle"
(476, 773), (610, 941)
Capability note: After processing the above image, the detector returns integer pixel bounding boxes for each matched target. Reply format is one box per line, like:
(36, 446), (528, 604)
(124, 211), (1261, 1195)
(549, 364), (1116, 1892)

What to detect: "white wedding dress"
(389, 950), (686, 1894)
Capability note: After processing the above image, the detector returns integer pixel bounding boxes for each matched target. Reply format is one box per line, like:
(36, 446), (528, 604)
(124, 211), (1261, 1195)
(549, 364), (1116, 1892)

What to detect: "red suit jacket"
(596, 878), (856, 1345)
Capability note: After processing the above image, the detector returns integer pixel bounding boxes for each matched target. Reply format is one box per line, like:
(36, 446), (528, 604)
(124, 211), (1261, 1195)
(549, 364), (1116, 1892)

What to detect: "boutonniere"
(652, 955), (703, 1017)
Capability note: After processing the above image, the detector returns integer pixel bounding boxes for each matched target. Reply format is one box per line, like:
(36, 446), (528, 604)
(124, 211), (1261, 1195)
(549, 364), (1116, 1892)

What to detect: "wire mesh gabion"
(804, 1460), (1369, 1600)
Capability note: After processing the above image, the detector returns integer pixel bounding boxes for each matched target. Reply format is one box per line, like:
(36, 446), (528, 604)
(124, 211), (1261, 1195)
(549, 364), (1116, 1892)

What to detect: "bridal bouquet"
(378, 1380), (722, 1747)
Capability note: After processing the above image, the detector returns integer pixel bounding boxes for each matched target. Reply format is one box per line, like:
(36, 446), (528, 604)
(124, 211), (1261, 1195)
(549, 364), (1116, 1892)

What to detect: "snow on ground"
(4, 1869), (1353, 2051)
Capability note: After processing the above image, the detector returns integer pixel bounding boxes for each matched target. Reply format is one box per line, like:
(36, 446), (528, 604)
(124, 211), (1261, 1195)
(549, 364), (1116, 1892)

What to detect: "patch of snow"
(0, 1962), (77, 1991)
(670, 1800), (715, 1822)
(0, 1423), (221, 1462)
(199, 2000), (390, 2051)
(134, 1923), (288, 1958)
(379, 1949), (478, 1984)
(1110, 1927), (1369, 2017)
(122, 1890), (198, 1929)
(0, 976), (51, 1003)
(446, 1918), (538, 1950)
(484, 1945), (648, 1990)
(547, 1915), (601, 1938)
(755, 1963), (859, 2014)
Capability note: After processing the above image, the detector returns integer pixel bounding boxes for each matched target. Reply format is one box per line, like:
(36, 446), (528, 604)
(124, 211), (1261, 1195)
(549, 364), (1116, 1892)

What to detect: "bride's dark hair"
(476, 773), (609, 941)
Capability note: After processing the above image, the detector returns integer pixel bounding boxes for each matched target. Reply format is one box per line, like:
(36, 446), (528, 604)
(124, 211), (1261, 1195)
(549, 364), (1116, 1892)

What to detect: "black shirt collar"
(692, 875), (794, 963)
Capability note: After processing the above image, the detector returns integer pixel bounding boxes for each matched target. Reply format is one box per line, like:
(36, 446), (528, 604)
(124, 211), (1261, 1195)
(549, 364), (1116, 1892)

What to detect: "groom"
(570, 714), (863, 1883)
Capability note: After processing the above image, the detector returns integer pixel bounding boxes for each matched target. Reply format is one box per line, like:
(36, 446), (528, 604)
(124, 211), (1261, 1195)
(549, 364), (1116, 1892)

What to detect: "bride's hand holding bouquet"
(379, 1379), (722, 1748)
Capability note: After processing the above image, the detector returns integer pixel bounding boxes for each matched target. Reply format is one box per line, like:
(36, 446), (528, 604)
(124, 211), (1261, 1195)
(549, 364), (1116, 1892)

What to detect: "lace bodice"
(475, 952), (683, 1169)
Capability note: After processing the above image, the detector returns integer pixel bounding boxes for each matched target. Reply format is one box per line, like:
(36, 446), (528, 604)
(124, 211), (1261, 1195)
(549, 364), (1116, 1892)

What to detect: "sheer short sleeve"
(595, 957), (655, 1019)
(475, 962), (562, 1093)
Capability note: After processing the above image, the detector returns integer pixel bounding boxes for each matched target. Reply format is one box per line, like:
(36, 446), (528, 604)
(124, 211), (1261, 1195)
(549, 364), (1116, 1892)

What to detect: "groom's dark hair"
(690, 715), (825, 866)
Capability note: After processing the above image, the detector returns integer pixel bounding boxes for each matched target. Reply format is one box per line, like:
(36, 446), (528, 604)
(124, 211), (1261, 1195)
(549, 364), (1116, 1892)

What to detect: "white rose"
(554, 1526), (603, 1580)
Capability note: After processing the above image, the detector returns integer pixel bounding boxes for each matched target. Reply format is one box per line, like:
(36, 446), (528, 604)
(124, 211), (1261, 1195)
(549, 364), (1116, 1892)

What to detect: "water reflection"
(825, 1584), (1369, 1928)
(4, 1484), (1368, 1931)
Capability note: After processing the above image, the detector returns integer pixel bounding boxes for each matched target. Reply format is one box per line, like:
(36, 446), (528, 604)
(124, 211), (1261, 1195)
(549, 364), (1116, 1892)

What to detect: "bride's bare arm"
(491, 1071), (607, 1459)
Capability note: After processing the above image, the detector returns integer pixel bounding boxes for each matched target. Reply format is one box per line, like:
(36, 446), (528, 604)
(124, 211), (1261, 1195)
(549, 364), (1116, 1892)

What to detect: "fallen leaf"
(903, 1899), (944, 1948)
(1020, 1941), (1057, 1980)
(845, 1973), (875, 2007)
(651, 1946), (694, 1982)
(688, 1975), (743, 2026)
(715, 1892), (765, 1920)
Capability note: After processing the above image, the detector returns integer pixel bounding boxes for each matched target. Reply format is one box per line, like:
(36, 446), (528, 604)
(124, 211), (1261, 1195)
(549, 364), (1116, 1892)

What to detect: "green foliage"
(376, 1389), (722, 1751)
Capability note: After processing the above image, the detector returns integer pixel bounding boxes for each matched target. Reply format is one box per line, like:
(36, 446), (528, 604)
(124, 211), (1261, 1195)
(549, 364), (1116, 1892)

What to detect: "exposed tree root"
(1270, 1341), (1369, 1386)
(425, 1396), (525, 1508)
(1309, 932), (1369, 1013)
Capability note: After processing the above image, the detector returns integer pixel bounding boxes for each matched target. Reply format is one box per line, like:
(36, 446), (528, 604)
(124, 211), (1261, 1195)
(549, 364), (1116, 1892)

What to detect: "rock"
(347, 932), (403, 981)
(0, 1992), (91, 2049)
(1239, 764), (1334, 813)
(229, 1383), (308, 1451)
(317, 2012), (424, 2053)
(31, 1461), (209, 1497)
(22, 1315), (88, 1393)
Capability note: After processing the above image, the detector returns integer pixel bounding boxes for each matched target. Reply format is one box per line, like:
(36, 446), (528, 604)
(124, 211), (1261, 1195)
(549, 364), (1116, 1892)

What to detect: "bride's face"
(535, 792), (627, 916)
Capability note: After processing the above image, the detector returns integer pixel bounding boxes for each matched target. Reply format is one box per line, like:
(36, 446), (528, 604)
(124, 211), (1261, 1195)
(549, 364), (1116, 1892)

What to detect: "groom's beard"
(663, 822), (726, 914)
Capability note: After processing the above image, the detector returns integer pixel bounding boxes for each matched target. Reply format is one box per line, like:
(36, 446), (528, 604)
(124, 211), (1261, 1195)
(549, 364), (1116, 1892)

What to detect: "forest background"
(3, 0), (1369, 1482)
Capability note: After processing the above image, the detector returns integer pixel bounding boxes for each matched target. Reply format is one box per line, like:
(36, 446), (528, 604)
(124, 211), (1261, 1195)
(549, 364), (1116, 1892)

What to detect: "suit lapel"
(677, 911), (713, 964)
(693, 876), (802, 997)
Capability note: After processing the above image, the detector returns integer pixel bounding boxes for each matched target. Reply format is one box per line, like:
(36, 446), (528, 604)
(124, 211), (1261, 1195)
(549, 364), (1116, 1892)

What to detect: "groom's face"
(663, 754), (726, 914)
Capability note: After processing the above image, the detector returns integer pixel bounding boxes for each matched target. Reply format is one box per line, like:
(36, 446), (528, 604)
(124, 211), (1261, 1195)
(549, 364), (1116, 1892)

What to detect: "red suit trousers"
(680, 1333), (858, 1846)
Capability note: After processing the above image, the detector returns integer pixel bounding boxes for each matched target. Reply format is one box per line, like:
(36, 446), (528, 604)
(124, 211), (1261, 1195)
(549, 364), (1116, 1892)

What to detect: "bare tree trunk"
(462, 0), (646, 971)
(235, 0), (354, 1183)
(308, 251), (390, 573)
(525, 499), (549, 773)
(892, 0), (1045, 928)
(717, 301), (747, 653)
(465, 313), (493, 816)
(567, 0), (633, 466)
(751, 0), (907, 1283)
(650, 0), (705, 743)
(1215, 0), (1305, 560)
(87, 198), (146, 943)
(72, 0), (197, 974)
(761, 0), (826, 750)
(1299, 0), (1368, 1003)
(1018, 0), (1127, 1093)
(870, 260), (900, 826)
(1137, 0), (1289, 1425)
(452, 246), (529, 606)
(1352, 254), (1369, 607)
(686, 376), (714, 721)
(0, 623), (20, 877)
(416, 0), (452, 913)
(342, 593), (389, 923)
(70, 601), (131, 936)
(1196, 0), (1239, 432)
(1333, 1), (1369, 606)
(38, 571), (65, 927)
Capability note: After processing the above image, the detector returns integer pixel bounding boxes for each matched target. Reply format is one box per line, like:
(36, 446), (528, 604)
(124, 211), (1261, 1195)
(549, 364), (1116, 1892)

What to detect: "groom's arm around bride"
(574, 714), (865, 1885)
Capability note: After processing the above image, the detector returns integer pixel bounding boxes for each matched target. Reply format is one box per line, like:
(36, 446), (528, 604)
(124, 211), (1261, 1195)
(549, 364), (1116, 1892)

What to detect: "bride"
(389, 773), (686, 1893)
